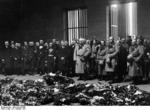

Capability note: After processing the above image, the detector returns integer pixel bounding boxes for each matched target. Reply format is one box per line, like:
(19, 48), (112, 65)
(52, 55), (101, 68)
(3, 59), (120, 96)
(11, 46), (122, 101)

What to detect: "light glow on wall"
(111, 4), (118, 8)
(128, 2), (133, 36)
(107, 1), (138, 40)
(110, 4), (119, 40)
(126, 2), (137, 37)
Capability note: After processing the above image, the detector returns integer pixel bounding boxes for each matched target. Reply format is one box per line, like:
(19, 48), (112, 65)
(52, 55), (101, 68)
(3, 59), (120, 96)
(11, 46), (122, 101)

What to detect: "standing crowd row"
(0, 36), (150, 83)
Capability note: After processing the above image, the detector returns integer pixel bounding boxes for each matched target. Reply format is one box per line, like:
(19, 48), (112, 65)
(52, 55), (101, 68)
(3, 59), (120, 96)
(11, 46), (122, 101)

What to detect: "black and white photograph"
(0, 0), (150, 108)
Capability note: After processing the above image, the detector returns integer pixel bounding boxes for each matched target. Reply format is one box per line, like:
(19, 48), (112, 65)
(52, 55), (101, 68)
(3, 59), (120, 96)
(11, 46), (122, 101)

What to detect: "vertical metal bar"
(78, 9), (80, 39)
(74, 10), (76, 42)
(71, 10), (74, 41)
(76, 10), (78, 40)
(110, 6), (113, 37)
(81, 9), (83, 38)
(86, 9), (88, 37)
(82, 9), (83, 28)
(106, 6), (109, 40)
(72, 11), (73, 43)
(70, 11), (72, 44)
(77, 10), (78, 40)
(71, 11), (72, 44)
(74, 10), (76, 41)
(72, 11), (74, 43)
(68, 11), (70, 44)
(63, 11), (65, 40)
(83, 9), (85, 38)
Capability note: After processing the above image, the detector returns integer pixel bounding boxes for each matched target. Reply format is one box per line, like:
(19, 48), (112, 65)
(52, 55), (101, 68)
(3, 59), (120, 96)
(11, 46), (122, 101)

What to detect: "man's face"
(5, 41), (9, 46)
(56, 41), (59, 45)
(121, 38), (125, 43)
(49, 43), (53, 47)
(109, 38), (113, 43)
(61, 41), (64, 46)
(137, 39), (141, 45)
(39, 40), (44, 44)
(78, 40), (82, 45)
(101, 41), (105, 46)
(81, 41), (85, 46)
(44, 42), (48, 47)
(116, 40), (121, 46)
(24, 42), (28, 46)
(35, 42), (40, 46)
(11, 41), (14, 44)
(15, 43), (18, 47)
(86, 40), (90, 44)
(29, 42), (34, 46)
(65, 41), (68, 45)
(18, 43), (21, 47)
(144, 39), (147, 44)
(52, 39), (56, 43)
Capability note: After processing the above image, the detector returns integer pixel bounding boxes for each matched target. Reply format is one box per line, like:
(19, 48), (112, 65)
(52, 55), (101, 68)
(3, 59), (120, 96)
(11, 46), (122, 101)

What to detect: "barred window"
(66, 8), (88, 44)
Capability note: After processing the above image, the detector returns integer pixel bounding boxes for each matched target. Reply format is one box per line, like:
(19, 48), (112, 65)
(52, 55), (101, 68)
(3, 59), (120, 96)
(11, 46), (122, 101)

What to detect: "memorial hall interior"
(1, 0), (150, 106)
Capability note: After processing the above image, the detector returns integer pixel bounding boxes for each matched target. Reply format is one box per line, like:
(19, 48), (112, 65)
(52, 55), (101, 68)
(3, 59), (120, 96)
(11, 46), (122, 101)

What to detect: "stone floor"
(1, 74), (150, 93)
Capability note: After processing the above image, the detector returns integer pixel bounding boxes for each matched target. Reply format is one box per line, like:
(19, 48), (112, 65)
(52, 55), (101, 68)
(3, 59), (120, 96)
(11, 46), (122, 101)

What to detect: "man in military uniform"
(143, 39), (150, 81)
(39, 41), (50, 74)
(43, 42), (56, 73)
(38, 40), (48, 75)
(33, 42), (40, 74)
(115, 40), (128, 82)
(134, 37), (145, 84)
(22, 41), (29, 74)
(63, 41), (71, 75)
(52, 39), (59, 72)
(0, 41), (7, 75)
(9, 42), (16, 75)
(3, 41), (11, 75)
(57, 40), (68, 75)
(27, 42), (35, 74)
(90, 40), (98, 77)
(83, 40), (92, 79)
(104, 37), (118, 81)
(67, 41), (76, 77)
(43, 42), (49, 57)
(13, 43), (22, 75)
(0, 58), (6, 75)
(97, 41), (106, 80)
(39, 40), (44, 46)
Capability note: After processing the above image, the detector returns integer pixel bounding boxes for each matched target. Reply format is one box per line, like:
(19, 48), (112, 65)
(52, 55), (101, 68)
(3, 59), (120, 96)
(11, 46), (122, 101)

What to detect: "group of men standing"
(0, 36), (150, 84)
(0, 39), (75, 76)
(73, 36), (150, 83)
